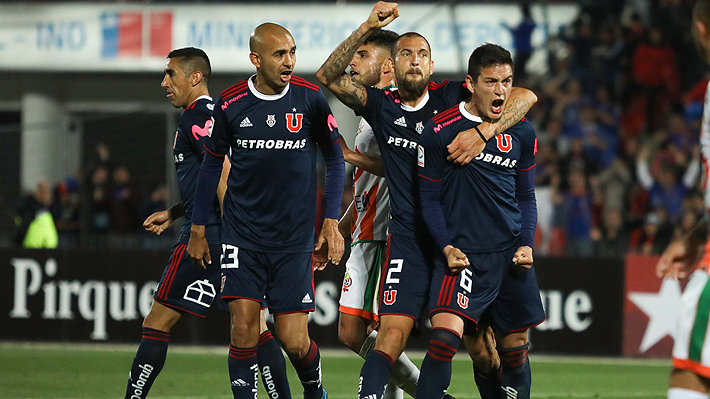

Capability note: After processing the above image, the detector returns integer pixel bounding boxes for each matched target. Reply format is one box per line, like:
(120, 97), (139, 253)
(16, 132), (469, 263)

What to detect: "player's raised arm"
(448, 87), (537, 165)
(316, 1), (399, 113)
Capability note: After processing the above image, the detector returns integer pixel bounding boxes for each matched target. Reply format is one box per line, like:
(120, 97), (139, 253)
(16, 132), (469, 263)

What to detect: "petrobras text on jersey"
(235, 138), (307, 150)
(474, 151), (518, 169)
(386, 135), (418, 150)
(10, 257), (157, 340)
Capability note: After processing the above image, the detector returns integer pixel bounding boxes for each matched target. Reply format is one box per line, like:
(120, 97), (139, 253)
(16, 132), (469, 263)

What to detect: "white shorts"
(672, 270), (710, 378)
(339, 241), (387, 321)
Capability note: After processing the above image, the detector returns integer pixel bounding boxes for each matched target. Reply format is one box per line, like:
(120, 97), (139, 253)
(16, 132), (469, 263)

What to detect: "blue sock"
(358, 350), (394, 399)
(288, 340), (324, 399)
(473, 364), (501, 399)
(228, 345), (259, 399)
(257, 330), (291, 399)
(124, 328), (170, 399)
(498, 343), (531, 399)
(416, 328), (460, 399)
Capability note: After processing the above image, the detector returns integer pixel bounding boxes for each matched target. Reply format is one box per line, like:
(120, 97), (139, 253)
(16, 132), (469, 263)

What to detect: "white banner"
(0, 3), (578, 73)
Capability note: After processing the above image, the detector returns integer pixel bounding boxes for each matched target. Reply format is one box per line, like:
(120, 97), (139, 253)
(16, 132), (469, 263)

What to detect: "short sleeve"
(310, 89), (341, 146)
(516, 122), (537, 172)
(417, 119), (447, 182)
(204, 96), (230, 157)
(180, 107), (213, 155)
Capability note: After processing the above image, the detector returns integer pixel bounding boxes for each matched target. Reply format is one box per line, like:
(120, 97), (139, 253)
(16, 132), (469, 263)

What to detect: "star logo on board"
(627, 278), (682, 353)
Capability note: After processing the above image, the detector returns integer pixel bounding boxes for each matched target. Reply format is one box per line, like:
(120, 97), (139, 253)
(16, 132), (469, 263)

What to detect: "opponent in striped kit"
(656, 3), (710, 398)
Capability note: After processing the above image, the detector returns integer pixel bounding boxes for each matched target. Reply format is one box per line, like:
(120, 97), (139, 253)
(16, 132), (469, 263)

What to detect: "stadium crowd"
(13, 0), (710, 259)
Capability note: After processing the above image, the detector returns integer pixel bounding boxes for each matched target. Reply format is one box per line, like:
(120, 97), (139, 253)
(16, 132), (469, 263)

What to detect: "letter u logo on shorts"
(457, 292), (469, 309)
(495, 134), (513, 153)
(286, 113), (303, 133)
(383, 290), (397, 305)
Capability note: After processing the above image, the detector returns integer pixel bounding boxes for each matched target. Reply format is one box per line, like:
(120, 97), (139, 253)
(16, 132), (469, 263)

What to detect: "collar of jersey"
(248, 74), (290, 101)
(399, 91), (429, 112)
(459, 101), (483, 123)
(189, 95), (213, 106)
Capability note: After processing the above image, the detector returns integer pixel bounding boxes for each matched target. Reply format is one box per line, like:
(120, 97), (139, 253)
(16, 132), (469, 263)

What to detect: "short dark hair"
(393, 32), (431, 57)
(467, 43), (514, 81)
(364, 29), (399, 55)
(167, 47), (211, 85)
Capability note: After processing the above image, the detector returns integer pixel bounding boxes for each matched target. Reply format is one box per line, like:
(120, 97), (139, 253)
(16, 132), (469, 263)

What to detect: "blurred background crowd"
(5, 0), (709, 259)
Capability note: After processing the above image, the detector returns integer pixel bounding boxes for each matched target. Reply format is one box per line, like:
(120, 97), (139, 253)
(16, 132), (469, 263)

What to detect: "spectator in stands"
(51, 180), (80, 248)
(553, 167), (594, 257)
(110, 165), (140, 234)
(501, 3), (536, 80)
(592, 209), (630, 258)
(14, 180), (58, 249)
(596, 158), (632, 213)
(87, 166), (111, 233)
(629, 211), (672, 255)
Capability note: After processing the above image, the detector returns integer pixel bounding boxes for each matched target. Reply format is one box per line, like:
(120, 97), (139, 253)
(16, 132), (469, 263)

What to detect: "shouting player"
(188, 24), (345, 399)
(124, 47), (288, 399)
(656, 2), (710, 398)
(337, 28), (422, 399)
(417, 43), (545, 399)
(317, 3), (537, 399)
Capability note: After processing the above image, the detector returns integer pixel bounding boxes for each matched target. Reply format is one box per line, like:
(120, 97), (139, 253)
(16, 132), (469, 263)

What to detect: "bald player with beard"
(188, 23), (345, 399)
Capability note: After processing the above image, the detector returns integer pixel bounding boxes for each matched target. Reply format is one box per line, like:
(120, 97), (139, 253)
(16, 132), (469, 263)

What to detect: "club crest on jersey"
(286, 113), (303, 133)
(416, 121), (424, 134)
(496, 134), (513, 153)
(266, 114), (276, 128)
(457, 293), (469, 309)
(383, 290), (397, 305)
(417, 145), (425, 167)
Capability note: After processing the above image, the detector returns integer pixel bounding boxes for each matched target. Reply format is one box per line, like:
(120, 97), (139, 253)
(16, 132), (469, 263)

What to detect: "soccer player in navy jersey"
(187, 24), (345, 399)
(417, 44), (545, 399)
(317, 3), (537, 399)
(124, 47), (288, 399)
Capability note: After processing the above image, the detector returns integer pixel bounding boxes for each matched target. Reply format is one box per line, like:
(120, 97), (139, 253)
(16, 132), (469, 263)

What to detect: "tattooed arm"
(316, 1), (399, 113)
(447, 87), (537, 165)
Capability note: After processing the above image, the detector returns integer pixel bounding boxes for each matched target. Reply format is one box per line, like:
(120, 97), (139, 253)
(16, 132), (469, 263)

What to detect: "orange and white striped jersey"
(699, 81), (710, 272)
(351, 118), (390, 243)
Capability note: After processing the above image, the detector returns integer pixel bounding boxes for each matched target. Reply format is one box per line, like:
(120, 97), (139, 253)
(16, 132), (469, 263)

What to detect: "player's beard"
(355, 65), (381, 88)
(396, 68), (428, 99)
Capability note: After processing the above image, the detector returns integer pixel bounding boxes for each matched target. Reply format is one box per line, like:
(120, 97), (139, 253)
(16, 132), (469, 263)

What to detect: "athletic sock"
(257, 330), (291, 399)
(124, 328), (170, 399)
(383, 382), (404, 399)
(359, 331), (420, 398)
(498, 344), (531, 399)
(667, 387), (708, 399)
(416, 328), (460, 399)
(228, 345), (259, 399)
(473, 364), (501, 399)
(359, 350), (395, 399)
(288, 340), (324, 399)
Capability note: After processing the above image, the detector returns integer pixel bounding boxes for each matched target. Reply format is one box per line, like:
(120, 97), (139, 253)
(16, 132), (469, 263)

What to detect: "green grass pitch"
(0, 343), (670, 399)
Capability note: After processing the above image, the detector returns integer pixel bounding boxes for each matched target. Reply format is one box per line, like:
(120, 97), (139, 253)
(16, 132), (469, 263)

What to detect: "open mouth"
(350, 70), (359, 77)
(491, 99), (504, 114)
(280, 70), (293, 82)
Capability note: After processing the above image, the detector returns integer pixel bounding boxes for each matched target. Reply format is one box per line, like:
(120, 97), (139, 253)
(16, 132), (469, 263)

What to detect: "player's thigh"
(220, 244), (267, 303)
(672, 271), (710, 379)
(267, 251), (315, 315)
(143, 301), (182, 331)
(340, 241), (386, 317)
(486, 246), (546, 334)
(379, 234), (431, 319)
(153, 240), (223, 317)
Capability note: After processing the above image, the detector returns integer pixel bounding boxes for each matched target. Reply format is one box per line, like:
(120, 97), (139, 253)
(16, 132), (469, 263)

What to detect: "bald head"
(250, 23), (293, 54)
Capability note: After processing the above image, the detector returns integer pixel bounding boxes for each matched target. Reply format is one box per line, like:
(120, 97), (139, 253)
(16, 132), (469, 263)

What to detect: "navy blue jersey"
(173, 96), (221, 242)
(207, 76), (341, 253)
(359, 80), (468, 238)
(418, 101), (537, 253)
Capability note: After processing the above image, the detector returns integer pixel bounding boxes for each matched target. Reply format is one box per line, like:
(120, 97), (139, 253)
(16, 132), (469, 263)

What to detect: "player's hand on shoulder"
(187, 225), (211, 269)
(314, 218), (345, 270)
(512, 246), (533, 270)
(143, 210), (172, 236)
(366, 2), (399, 30)
(443, 245), (469, 274)
(656, 239), (695, 280)
(447, 123), (495, 165)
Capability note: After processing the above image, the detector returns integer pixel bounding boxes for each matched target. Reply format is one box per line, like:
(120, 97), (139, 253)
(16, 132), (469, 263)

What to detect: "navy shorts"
(153, 225), (226, 317)
(220, 243), (314, 314)
(378, 233), (436, 319)
(429, 245), (545, 334)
